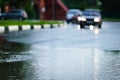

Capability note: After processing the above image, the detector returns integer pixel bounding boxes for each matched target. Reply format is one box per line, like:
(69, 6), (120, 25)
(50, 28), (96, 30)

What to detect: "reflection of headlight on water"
(78, 17), (86, 21)
(94, 28), (100, 34)
(94, 18), (100, 22)
(77, 25), (81, 30)
(90, 25), (94, 30)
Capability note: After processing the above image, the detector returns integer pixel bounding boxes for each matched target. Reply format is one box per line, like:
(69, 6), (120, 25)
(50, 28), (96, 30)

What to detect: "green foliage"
(0, 20), (62, 26)
(1, 0), (120, 19)
(100, 0), (120, 18)
(62, 0), (99, 10)
(62, 0), (120, 18)
(0, 0), (35, 19)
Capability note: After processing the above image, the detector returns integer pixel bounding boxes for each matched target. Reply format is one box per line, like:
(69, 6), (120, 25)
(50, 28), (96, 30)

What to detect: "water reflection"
(105, 50), (120, 54)
(0, 35), (31, 63)
(0, 38), (30, 52)
(93, 28), (100, 34)
(93, 49), (120, 80)
(0, 62), (25, 80)
(89, 25), (94, 30)
(0, 35), (33, 80)
(76, 25), (100, 35)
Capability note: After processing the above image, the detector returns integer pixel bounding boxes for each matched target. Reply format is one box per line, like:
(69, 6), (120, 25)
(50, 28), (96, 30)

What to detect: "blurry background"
(0, 0), (120, 20)
(62, 0), (120, 19)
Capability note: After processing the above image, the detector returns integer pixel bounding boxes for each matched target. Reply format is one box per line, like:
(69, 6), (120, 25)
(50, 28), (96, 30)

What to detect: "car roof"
(84, 9), (101, 12)
(68, 9), (82, 12)
(67, 9), (82, 14)
(10, 9), (26, 12)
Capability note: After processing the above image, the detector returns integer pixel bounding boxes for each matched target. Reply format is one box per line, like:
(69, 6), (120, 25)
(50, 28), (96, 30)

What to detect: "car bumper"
(85, 21), (101, 25)
(78, 21), (102, 26)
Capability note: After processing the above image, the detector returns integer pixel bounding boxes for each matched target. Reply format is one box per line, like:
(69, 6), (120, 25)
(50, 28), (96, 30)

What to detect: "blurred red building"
(34, 0), (68, 20)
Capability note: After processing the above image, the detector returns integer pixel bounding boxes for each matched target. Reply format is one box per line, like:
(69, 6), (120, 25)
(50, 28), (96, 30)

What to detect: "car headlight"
(78, 17), (86, 21)
(94, 18), (100, 22)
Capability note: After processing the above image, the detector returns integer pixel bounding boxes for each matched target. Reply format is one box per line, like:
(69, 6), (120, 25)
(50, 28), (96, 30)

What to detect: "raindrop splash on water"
(0, 52), (32, 63)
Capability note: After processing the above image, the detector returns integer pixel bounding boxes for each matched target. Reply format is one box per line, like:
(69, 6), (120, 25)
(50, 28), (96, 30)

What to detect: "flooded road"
(0, 21), (120, 80)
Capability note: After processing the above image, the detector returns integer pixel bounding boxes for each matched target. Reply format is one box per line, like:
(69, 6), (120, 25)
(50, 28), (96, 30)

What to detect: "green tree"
(9, 0), (35, 19)
(100, 0), (120, 18)
(62, 0), (100, 10)
(62, 0), (87, 10)
(62, 0), (120, 18)
(0, 0), (35, 19)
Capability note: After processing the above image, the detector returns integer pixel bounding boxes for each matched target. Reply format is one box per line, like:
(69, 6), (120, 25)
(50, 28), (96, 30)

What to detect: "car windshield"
(9, 10), (21, 13)
(83, 11), (100, 16)
(69, 11), (77, 14)
(67, 10), (80, 15)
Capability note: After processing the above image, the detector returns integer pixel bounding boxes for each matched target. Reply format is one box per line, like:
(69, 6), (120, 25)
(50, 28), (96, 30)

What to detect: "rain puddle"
(0, 51), (32, 63)
(0, 36), (32, 63)
(104, 50), (120, 54)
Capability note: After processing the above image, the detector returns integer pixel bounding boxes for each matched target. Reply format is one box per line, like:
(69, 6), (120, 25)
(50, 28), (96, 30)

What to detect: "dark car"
(0, 9), (28, 20)
(77, 9), (102, 29)
(66, 9), (82, 24)
(0, 13), (6, 20)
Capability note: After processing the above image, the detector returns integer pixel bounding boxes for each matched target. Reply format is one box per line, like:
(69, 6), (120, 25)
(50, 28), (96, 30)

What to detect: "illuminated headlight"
(94, 18), (100, 22)
(81, 17), (86, 21)
(78, 17), (86, 21)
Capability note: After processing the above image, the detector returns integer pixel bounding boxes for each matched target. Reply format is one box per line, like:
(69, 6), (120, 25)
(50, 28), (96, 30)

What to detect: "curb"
(0, 23), (64, 33)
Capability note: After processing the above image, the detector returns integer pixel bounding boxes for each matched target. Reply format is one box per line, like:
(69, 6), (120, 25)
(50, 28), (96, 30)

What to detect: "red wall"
(44, 0), (68, 20)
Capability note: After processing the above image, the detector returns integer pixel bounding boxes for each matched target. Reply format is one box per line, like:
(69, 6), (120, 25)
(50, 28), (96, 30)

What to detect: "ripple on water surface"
(0, 52), (32, 63)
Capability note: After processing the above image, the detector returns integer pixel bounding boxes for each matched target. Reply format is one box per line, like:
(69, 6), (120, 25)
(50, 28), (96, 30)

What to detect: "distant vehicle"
(78, 9), (102, 28)
(0, 13), (6, 20)
(0, 9), (28, 20)
(66, 9), (82, 23)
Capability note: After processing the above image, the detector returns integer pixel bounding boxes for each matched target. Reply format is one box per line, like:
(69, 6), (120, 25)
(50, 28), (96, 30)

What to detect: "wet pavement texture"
(0, 21), (120, 80)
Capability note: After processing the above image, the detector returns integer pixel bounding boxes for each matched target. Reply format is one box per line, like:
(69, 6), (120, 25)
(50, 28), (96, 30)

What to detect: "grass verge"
(0, 20), (63, 26)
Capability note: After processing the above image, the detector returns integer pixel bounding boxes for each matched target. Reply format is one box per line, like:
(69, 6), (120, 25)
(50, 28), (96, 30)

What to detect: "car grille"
(86, 18), (94, 24)
(86, 18), (94, 21)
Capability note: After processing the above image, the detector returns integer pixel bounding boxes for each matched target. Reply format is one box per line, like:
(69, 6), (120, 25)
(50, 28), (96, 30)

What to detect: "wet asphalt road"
(0, 21), (120, 80)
